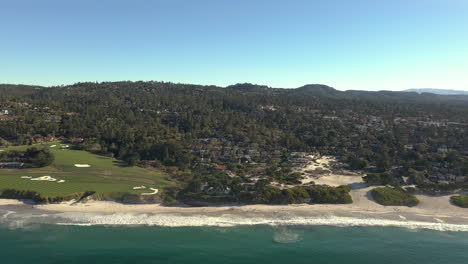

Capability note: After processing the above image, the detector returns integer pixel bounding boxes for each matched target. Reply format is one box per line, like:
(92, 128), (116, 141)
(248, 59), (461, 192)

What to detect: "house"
(289, 152), (308, 158)
(260, 105), (278, 111)
(247, 149), (261, 157)
(0, 162), (23, 169)
(356, 125), (367, 132)
(418, 121), (447, 127)
(44, 115), (62, 122)
(404, 144), (414, 150)
(214, 164), (227, 170)
(323, 115), (338, 120)
(0, 115), (15, 121)
(240, 155), (252, 163)
(456, 176), (465, 183)
(140, 160), (158, 167)
(70, 137), (84, 143)
(34, 136), (56, 143)
(437, 145), (449, 153)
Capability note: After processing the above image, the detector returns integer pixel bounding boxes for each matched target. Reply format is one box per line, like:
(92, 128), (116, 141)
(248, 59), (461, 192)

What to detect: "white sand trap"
(50, 145), (56, 148)
(75, 164), (91, 168)
(141, 188), (158, 195)
(61, 145), (70, 149)
(21, 176), (32, 179)
(57, 180), (66, 183)
(30, 176), (56, 181)
(133, 186), (146, 190)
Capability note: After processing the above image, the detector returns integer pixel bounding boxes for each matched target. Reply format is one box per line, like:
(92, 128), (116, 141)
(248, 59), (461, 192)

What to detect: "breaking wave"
(53, 212), (468, 232)
(2, 206), (468, 232)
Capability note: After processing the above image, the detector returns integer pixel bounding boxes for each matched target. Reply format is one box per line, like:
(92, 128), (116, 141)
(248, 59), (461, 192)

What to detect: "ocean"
(1, 224), (467, 264)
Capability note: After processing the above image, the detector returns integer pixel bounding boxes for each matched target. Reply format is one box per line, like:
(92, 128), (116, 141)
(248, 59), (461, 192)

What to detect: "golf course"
(0, 142), (173, 201)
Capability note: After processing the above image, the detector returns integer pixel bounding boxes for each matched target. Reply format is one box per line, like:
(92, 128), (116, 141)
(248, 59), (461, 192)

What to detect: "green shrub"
(0, 189), (85, 203)
(417, 182), (468, 194)
(307, 185), (353, 204)
(348, 156), (367, 170)
(363, 173), (397, 186)
(371, 187), (419, 207)
(450, 195), (468, 208)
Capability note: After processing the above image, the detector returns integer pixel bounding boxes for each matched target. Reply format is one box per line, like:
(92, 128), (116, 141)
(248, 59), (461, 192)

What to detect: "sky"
(1, 0), (467, 91)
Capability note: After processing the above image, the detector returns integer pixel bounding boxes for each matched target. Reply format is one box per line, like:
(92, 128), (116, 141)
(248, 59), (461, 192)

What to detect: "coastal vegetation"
(450, 195), (468, 208)
(178, 184), (352, 206)
(371, 187), (420, 207)
(363, 173), (398, 186)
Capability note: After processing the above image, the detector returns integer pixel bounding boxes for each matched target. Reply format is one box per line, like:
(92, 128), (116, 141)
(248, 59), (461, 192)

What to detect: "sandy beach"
(29, 188), (466, 219)
(1, 189), (467, 231)
(0, 186), (462, 230)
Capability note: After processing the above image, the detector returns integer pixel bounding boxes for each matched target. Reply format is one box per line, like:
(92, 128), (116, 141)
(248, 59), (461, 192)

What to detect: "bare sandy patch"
(0, 199), (25, 206)
(298, 156), (363, 187)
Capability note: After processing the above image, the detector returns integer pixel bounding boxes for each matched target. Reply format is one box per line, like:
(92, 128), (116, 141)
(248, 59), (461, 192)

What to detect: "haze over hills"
(404, 88), (468, 95)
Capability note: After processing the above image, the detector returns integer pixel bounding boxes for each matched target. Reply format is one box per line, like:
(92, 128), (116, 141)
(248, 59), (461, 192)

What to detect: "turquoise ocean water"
(1, 224), (467, 264)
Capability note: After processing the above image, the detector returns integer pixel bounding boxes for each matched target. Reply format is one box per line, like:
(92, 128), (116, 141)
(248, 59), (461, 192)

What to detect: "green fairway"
(0, 142), (173, 198)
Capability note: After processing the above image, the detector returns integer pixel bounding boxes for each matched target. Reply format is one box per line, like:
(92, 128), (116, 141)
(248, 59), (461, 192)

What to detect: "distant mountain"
(293, 84), (342, 97)
(223, 83), (468, 104)
(225, 83), (270, 92)
(404, 88), (468, 95)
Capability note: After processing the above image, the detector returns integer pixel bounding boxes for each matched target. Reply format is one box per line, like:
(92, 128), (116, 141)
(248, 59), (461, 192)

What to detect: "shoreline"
(2, 188), (468, 231)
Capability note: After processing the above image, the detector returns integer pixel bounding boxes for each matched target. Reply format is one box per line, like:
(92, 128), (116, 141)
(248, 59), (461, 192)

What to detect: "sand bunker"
(141, 188), (159, 195)
(30, 176), (57, 181)
(74, 164), (91, 168)
(133, 186), (146, 190)
(50, 145), (56, 148)
(61, 145), (70, 149)
(23, 175), (66, 183)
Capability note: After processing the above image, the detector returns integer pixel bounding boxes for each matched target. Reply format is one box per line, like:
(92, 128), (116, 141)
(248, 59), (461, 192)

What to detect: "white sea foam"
(55, 212), (468, 232)
(2, 210), (16, 219)
(273, 228), (302, 243)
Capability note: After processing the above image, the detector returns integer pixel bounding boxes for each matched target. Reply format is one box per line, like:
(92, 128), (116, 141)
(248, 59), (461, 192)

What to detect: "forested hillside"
(0, 81), (467, 203)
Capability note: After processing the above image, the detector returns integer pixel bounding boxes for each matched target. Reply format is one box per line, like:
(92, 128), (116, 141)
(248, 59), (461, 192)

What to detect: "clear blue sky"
(1, 0), (467, 91)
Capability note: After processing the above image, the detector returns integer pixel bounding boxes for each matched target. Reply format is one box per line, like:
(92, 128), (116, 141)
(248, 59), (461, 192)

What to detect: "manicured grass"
(450, 195), (468, 208)
(0, 142), (173, 199)
(371, 187), (420, 207)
